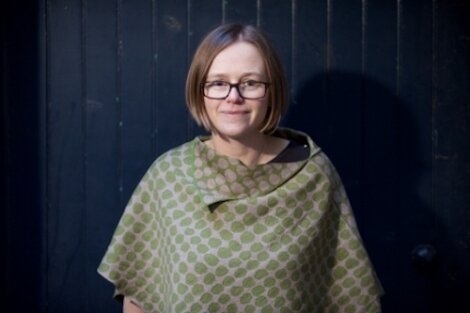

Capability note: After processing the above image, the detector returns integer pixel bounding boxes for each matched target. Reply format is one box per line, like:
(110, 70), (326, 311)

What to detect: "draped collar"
(190, 128), (322, 206)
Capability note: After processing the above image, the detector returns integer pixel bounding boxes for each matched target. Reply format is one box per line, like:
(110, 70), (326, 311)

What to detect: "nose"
(226, 85), (243, 103)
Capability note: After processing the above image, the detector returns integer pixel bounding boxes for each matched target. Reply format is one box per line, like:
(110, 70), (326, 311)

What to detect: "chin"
(213, 125), (259, 140)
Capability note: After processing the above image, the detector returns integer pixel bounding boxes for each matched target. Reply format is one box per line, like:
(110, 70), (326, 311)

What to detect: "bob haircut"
(186, 23), (288, 134)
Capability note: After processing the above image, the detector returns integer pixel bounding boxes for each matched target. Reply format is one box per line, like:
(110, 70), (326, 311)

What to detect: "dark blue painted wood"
(2, 0), (470, 312)
(120, 0), (156, 202)
(259, 0), (292, 94)
(85, 0), (121, 312)
(155, 0), (190, 154)
(362, 1), (402, 312)
(187, 0), (223, 138)
(392, 1), (436, 312)
(432, 1), (470, 312)
(45, 0), (86, 312)
(120, 7), (153, 191)
(287, 0), (328, 132)
(293, 0), (328, 82)
(324, 0), (364, 207)
(224, 0), (258, 25)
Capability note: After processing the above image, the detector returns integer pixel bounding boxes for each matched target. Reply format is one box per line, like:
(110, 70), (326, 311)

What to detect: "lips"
(220, 110), (249, 115)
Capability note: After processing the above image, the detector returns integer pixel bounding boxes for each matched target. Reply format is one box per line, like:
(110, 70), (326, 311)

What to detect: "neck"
(207, 133), (270, 167)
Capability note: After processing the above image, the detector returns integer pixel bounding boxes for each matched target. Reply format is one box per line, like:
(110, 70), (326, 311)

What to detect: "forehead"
(207, 41), (265, 76)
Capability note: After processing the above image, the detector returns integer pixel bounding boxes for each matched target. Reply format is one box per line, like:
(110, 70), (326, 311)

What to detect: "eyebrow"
(206, 72), (264, 80)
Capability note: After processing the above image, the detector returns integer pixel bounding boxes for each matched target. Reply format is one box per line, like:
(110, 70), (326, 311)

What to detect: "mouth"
(220, 110), (249, 115)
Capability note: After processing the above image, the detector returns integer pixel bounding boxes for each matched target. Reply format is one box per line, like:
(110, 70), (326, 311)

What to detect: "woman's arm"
(123, 297), (144, 313)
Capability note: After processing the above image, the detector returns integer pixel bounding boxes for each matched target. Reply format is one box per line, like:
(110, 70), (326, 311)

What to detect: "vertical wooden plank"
(397, 1), (438, 312)
(155, 1), (190, 154)
(400, 0), (434, 234)
(84, 0), (121, 312)
(397, 1), (436, 311)
(259, 0), (292, 94)
(188, 0), (223, 52)
(433, 0), (470, 312)
(187, 0), (223, 138)
(324, 0), (364, 208)
(120, 0), (155, 215)
(286, 0), (328, 134)
(293, 0), (328, 83)
(46, 0), (86, 311)
(224, 0), (257, 25)
(361, 1), (401, 312)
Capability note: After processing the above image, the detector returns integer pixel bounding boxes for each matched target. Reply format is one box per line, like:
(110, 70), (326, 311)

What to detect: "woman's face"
(204, 41), (269, 140)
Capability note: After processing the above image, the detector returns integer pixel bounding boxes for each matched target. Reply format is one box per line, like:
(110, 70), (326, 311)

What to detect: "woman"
(98, 23), (383, 313)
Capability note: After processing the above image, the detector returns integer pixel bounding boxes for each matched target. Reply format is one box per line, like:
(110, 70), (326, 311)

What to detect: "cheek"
(199, 101), (215, 131)
(203, 99), (220, 125)
(203, 99), (217, 115)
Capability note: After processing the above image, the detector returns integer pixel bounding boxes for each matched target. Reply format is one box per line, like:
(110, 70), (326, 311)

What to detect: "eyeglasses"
(201, 80), (270, 100)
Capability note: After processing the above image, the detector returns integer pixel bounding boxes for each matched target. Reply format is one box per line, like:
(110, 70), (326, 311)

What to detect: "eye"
(208, 80), (227, 87)
(242, 80), (260, 87)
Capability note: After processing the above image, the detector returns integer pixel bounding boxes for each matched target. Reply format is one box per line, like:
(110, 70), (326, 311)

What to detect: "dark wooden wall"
(2, 0), (469, 312)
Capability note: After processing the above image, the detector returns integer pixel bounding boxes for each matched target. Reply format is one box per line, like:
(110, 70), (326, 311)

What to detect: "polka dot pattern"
(98, 128), (383, 313)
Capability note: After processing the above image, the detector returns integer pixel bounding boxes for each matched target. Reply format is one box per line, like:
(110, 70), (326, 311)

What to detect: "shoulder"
(156, 140), (194, 163)
(307, 150), (335, 174)
(128, 139), (196, 199)
(302, 148), (346, 194)
(145, 139), (195, 175)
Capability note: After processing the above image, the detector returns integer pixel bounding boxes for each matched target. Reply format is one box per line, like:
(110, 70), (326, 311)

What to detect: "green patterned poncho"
(98, 128), (383, 313)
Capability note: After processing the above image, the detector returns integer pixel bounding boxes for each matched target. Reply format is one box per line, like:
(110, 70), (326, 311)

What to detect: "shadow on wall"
(283, 70), (466, 313)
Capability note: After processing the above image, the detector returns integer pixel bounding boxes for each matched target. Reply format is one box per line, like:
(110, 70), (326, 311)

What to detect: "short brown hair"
(186, 23), (288, 134)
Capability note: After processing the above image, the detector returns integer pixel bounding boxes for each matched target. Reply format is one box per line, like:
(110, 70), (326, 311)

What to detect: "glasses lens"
(239, 81), (265, 99)
(205, 82), (229, 98)
(203, 81), (266, 99)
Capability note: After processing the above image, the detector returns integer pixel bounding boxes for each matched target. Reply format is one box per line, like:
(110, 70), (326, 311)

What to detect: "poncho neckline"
(190, 128), (322, 206)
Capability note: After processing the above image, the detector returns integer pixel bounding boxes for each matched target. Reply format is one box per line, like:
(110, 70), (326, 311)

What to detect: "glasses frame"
(201, 81), (271, 100)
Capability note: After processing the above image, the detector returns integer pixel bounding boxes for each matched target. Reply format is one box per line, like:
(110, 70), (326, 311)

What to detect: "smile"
(220, 110), (249, 115)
